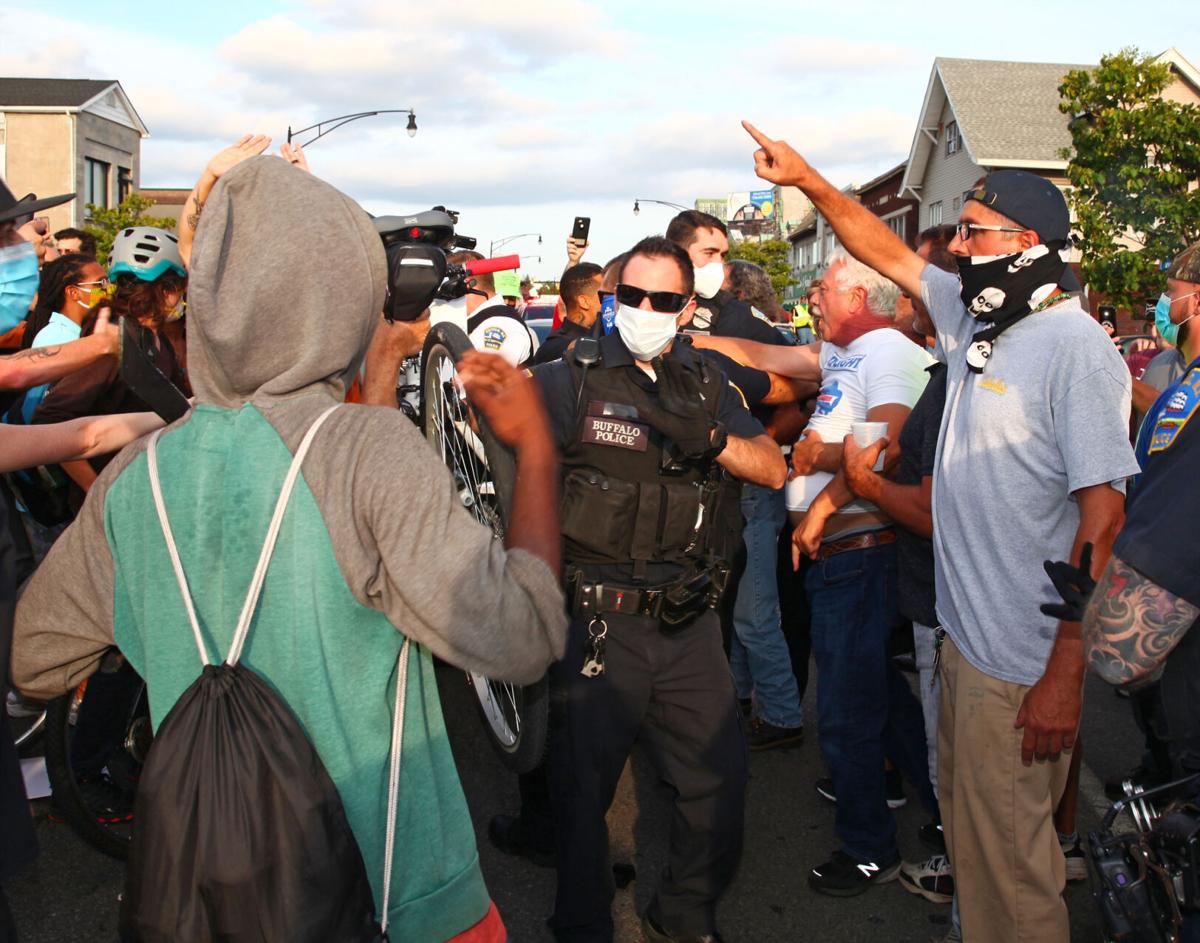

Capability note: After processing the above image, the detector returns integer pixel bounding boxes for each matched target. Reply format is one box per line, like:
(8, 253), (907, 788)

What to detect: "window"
(118, 167), (133, 202)
(84, 158), (109, 209)
(952, 196), (961, 214)
(824, 231), (836, 259)
(929, 201), (943, 226)
(945, 121), (962, 156)
(888, 215), (907, 243)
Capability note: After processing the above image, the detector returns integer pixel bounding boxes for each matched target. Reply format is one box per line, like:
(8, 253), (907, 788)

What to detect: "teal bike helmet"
(108, 227), (186, 281)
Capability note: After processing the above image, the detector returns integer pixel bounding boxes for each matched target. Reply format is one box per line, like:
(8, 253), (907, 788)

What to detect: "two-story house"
(0, 78), (147, 232)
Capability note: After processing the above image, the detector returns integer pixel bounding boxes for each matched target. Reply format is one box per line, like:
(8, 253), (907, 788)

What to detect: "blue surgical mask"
(1154, 291), (1199, 347)
(0, 242), (39, 334)
(600, 293), (616, 335)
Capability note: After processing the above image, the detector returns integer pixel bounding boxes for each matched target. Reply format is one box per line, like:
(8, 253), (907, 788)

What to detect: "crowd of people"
(0, 119), (1196, 943)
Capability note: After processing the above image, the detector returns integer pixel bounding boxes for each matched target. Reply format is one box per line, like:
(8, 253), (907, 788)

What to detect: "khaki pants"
(937, 635), (1071, 943)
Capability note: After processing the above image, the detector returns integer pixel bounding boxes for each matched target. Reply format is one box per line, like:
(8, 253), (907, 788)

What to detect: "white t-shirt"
(785, 327), (933, 512)
(467, 296), (539, 367)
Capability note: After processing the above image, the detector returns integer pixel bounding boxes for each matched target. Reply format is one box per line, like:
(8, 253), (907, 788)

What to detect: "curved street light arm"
(287, 109), (417, 147)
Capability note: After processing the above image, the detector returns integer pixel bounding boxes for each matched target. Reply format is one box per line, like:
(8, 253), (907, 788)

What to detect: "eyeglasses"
(73, 278), (110, 288)
(955, 222), (1025, 241)
(615, 283), (690, 314)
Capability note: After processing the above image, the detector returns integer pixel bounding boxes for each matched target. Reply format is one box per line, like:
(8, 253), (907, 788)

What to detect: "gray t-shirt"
(922, 265), (1140, 686)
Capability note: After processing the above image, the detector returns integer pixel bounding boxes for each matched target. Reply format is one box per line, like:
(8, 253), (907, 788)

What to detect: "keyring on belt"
(587, 616), (608, 641)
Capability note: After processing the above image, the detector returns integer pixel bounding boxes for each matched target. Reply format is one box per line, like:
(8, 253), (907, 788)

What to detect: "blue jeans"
(806, 542), (936, 864)
(730, 484), (803, 729)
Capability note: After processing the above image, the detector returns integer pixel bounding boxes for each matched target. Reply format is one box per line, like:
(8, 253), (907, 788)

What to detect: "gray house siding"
(76, 111), (140, 216)
(920, 100), (985, 229)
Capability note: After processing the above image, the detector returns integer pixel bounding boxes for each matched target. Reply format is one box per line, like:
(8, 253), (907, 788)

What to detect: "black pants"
(546, 608), (747, 943)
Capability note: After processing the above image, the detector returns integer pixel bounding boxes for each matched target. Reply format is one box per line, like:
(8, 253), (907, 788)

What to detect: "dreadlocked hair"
(111, 271), (186, 329)
(23, 254), (95, 349)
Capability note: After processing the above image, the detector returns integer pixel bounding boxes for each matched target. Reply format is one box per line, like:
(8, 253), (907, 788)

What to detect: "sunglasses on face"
(615, 283), (690, 314)
(955, 222), (1025, 241)
(598, 289), (614, 302)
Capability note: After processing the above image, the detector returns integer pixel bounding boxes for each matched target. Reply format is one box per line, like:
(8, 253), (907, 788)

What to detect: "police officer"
(529, 236), (786, 943)
(666, 211), (791, 346)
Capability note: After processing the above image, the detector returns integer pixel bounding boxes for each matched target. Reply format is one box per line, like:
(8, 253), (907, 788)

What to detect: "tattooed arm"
(1083, 554), (1200, 687)
(0, 329), (118, 391)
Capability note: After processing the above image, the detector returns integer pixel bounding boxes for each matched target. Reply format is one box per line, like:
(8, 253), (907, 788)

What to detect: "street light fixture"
(489, 232), (542, 256)
(286, 109), (418, 147)
(632, 198), (690, 216)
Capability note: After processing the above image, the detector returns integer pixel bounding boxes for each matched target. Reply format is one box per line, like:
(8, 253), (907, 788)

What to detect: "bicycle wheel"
(420, 323), (549, 774)
(43, 659), (152, 860)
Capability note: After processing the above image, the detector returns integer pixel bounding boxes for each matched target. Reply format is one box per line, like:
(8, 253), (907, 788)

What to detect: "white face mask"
(428, 294), (469, 326)
(615, 302), (677, 361)
(693, 261), (724, 300)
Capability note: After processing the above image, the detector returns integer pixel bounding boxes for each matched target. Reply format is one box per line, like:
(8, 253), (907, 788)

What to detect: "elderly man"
(742, 121), (1136, 941)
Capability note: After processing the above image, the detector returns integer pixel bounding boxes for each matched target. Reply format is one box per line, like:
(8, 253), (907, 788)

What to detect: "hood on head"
(186, 156), (387, 406)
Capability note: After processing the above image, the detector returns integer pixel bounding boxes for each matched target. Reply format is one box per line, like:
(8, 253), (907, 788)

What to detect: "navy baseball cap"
(966, 170), (1080, 289)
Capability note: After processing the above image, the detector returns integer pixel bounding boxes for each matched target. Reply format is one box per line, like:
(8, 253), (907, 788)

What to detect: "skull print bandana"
(956, 242), (1072, 373)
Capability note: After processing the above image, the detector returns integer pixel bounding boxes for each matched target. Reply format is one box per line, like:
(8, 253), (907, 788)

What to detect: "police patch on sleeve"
(481, 325), (508, 351)
(1149, 367), (1200, 454)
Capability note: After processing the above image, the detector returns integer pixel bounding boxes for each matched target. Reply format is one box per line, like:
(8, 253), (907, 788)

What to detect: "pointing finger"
(742, 120), (775, 149)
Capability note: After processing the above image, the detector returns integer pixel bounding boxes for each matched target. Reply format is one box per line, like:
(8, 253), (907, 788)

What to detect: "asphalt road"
(8, 664), (1140, 942)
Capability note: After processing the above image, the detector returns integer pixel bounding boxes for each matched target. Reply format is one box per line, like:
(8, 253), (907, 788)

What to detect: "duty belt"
(817, 528), (896, 560)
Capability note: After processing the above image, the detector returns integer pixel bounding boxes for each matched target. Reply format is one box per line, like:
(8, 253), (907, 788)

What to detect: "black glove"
(640, 352), (719, 459)
(1039, 542), (1096, 623)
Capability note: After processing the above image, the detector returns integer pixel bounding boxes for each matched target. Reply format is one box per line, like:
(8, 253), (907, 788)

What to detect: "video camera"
(1090, 773), (1200, 941)
(373, 207), (519, 321)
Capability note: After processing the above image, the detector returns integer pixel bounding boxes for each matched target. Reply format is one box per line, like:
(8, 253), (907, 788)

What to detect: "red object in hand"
(462, 254), (520, 276)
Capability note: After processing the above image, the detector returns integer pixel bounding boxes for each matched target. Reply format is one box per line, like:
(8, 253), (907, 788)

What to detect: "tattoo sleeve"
(185, 197), (203, 232)
(1083, 554), (1200, 687)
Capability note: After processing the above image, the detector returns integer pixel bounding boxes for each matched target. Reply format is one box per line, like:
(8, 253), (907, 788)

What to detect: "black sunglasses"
(615, 283), (690, 314)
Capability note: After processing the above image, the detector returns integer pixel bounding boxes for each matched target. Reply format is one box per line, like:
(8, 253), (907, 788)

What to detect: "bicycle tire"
(420, 322), (549, 774)
(43, 687), (131, 859)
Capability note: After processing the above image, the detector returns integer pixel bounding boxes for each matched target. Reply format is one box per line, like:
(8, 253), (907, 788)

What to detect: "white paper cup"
(851, 421), (889, 471)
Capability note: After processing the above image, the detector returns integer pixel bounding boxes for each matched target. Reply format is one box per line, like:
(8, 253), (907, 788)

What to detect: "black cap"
(966, 170), (1079, 290)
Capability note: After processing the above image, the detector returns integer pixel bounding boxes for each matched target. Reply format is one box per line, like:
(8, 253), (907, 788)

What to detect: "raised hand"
(566, 236), (587, 266)
(456, 349), (553, 453)
(279, 141), (311, 174)
(742, 120), (814, 188)
(206, 134), (272, 180)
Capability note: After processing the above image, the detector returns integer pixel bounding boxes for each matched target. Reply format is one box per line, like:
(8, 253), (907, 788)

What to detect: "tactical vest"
(559, 336), (740, 575)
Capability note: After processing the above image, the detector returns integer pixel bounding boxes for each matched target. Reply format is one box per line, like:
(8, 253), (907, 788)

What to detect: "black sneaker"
(640, 914), (724, 942)
(747, 718), (804, 751)
(487, 814), (556, 868)
(808, 850), (901, 897)
(919, 821), (946, 853)
(49, 773), (134, 825)
(815, 773), (906, 808)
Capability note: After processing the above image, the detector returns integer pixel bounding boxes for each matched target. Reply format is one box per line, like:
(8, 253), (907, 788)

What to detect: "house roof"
(786, 209), (818, 242)
(0, 78), (116, 107)
(0, 78), (147, 136)
(855, 162), (909, 198)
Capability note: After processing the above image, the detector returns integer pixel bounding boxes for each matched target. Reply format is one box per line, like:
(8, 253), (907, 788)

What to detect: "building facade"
(0, 78), (147, 232)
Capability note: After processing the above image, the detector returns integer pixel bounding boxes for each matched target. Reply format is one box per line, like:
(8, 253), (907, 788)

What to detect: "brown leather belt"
(817, 529), (896, 560)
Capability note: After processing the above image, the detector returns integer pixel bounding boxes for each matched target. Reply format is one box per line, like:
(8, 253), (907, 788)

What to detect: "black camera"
(373, 207), (476, 322)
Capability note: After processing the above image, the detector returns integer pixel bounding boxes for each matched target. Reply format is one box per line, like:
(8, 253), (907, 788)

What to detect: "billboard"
(750, 189), (776, 219)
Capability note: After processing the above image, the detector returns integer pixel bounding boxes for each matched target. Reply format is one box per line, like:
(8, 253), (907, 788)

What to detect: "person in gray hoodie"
(13, 153), (567, 941)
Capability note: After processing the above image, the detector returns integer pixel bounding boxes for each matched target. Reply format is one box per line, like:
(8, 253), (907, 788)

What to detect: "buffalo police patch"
(1149, 367), (1200, 454)
(482, 326), (508, 351)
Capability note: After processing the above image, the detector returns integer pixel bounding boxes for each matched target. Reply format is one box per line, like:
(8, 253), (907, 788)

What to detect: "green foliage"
(727, 238), (795, 298)
(1059, 47), (1200, 312)
(83, 194), (176, 266)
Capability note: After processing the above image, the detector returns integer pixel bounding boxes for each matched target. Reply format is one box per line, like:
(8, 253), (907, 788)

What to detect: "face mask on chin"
(0, 242), (40, 334)
(693, 261), (724, 300)
(615, 302), (678, 361)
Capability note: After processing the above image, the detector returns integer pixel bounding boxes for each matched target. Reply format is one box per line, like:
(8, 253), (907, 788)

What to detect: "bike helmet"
(108, 227), (186, 281)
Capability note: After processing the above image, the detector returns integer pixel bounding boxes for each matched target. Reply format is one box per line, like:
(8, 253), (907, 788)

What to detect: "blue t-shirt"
(22, 313), (82, 422)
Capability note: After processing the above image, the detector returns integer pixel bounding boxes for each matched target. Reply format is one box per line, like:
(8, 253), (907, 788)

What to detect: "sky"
(2, 0), (1198, 281)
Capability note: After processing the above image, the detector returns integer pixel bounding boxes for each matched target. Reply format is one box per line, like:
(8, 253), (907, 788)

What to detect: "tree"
(84, 193), (177, 266)
(726, 238), (795, 299)
(1059, 48), (1200, 313)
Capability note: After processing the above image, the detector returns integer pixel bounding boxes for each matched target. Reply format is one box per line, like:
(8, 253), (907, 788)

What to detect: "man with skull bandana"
(742, 121), (1137, 943)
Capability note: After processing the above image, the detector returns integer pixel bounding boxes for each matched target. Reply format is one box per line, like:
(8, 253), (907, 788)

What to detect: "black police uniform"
(531, 332), (763, 942)
(690, 289), (790, 346)
(1115, 358), (1200, 777)
(534, 318), (592, 366)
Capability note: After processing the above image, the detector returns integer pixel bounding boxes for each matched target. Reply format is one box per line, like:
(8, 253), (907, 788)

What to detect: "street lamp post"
(489, 232), (542, 256)
(632, 198), (690, 216)
(286, 109), (418, 147)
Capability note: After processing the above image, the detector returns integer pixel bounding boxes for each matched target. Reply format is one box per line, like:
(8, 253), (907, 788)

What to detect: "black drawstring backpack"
(120, 405), (412, 942)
